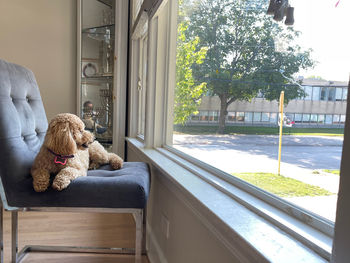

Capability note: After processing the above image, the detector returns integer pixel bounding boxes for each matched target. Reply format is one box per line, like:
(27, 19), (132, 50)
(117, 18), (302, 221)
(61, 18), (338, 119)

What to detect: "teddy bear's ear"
(45, 121), (77, 155)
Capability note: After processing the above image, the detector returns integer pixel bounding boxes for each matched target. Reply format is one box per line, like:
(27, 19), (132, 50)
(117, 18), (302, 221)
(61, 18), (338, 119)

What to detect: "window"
(340, 115), (346, 124)
(335, 87), (343, 101)
(269, 113), (277, 124)
(209, 111), (219, 122)
(236, 112), (245, 122)
(328, 87), (336, 101)
(310, 114), (318, 123)
(253, 112), (262, 122)
(333, 114), (340, 124)
(128, 0), (350, 260)
(285, 113), (294, 122)
(325, 114), (333, 124)
(132, 0), (143, 25)
(245, 112), (253, 122)
(130, 2), (149, 139)
(342, 88), (348, 101)
(261, 112), (270, 122)
(294, 113), (302, 123)
(304, 86), (312, 100)
(199, 111), (209, 122)
(312, 86), (321, 100)
(318, 114), (325, 124)
(302, 113), (310, 123)
(137, 35), (148, 135)
(320, 87), (328, 101)
(227, 111), (236, 122)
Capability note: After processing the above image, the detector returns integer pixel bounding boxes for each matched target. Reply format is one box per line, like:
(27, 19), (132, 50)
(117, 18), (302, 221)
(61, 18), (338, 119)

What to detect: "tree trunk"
(218, 94), (228, 134)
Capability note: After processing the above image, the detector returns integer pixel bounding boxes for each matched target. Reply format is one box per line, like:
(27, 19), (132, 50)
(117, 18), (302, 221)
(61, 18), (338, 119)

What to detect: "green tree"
(185, 0), (314, 133)
(174, 21), (208, 125)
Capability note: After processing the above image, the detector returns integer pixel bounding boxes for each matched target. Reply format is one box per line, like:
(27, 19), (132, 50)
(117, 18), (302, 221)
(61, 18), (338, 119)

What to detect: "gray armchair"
(0, 59), (150, 263)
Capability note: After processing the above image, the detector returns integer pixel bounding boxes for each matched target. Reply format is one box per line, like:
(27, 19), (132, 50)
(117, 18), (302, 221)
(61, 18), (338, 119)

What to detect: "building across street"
(188, 78), (348, 127)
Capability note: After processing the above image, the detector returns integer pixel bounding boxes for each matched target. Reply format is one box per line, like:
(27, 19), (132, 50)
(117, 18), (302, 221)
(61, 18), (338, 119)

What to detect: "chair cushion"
(5, 162), (150, 209)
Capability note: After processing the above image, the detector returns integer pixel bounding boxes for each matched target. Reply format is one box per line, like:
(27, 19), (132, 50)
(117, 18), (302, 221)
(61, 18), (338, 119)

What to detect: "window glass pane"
(172, 0), (348, 224)
(227, 112), (236, 122)
(261, 112), (270, 122)
(335, 88), (343, 101)
(245, 112), (253, 122)
(340, 115), (346, 124)
(269, 113), (277, 123)
(310, 114), (318, 123)
(209, 111), (219, 121)
(285, 113), (294, 122)
(312, 87), (320, 101)
(253, 112), (261, 122)
(325, 115), (333, 124)
(333, 115), (340, 124)
(199, 111), (209, 121)
(342, 88), (348, 101)
(132, 0), (143, 24)
(237, 112), (245, 122)
(294, 113), (302, 123)
(302, 114), (310, 123)
(320, 87), (328, 101)
(304, 86), (312, 100)
(328, 87), (336, 101)
(317, 114), (325, 124)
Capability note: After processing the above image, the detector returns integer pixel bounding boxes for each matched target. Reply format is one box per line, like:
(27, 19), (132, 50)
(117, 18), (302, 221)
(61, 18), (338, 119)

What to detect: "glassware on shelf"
(101, 28), (113, 75)
(80, 1), (115, 148)
(102, 9), (114, 25)
(93, 84), (113, 142)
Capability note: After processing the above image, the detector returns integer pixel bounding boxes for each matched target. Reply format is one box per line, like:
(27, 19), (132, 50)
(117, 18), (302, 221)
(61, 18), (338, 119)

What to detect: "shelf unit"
(77, 0), (128, 156)
(77, 0), (116, 149)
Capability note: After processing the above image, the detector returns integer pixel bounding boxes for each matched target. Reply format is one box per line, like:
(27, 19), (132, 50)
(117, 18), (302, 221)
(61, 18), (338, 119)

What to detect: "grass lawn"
(322, 169), (340, 175)
(231, 172), (334, 197)
(174, 125), (344, 136)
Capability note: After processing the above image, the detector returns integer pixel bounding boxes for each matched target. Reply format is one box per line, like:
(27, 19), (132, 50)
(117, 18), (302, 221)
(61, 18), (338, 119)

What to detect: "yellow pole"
(278, 91), (284, 175)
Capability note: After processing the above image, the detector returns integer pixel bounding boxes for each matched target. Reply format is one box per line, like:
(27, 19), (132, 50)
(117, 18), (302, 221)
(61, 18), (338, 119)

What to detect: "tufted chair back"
(0, 59), (48, 205)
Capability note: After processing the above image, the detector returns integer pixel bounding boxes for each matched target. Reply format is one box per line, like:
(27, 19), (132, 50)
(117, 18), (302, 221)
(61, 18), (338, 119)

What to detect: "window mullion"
(144, 16), (158, 148)
(128, 39), (140, 138)
(164, 0), (178, 146)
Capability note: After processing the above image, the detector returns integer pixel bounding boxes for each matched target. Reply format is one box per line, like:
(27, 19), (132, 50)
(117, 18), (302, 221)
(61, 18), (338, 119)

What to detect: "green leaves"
(174, 22), (208, 125)
(181, 0), (314, 131)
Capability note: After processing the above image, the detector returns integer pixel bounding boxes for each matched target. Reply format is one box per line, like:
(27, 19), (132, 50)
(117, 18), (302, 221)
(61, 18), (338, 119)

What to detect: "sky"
(291, 0), (350, 81)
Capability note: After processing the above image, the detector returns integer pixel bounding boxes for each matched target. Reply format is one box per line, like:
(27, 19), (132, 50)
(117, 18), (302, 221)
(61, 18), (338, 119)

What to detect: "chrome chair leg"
(0, 206), (3, 263)
(134, 210), (143, 263)
(12, 211), (18, 263)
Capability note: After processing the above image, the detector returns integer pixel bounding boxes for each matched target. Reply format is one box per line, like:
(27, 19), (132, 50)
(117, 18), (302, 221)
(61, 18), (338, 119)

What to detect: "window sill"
(127, 138), (331, 262)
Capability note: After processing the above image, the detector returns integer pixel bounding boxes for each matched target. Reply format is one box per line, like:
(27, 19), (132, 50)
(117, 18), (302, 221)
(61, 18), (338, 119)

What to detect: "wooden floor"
(1, 211), (150, 263)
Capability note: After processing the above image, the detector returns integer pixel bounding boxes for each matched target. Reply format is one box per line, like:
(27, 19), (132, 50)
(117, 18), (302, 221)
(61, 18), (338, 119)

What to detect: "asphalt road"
(173, 134), (343, 221)
(173, 134), (343, 172)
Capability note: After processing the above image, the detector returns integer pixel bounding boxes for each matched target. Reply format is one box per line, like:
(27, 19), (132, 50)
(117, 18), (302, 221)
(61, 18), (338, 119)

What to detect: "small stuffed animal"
(31, 113), (123, 192)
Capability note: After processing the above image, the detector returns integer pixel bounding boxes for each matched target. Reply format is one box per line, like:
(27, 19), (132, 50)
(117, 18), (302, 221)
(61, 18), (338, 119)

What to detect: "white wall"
(0, 0), (77, 121)
(128, 146), (240, 263)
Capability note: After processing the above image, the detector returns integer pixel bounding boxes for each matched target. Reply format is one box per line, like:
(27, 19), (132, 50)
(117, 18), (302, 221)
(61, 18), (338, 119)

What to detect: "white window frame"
(127, 0), (350, 261)
(129, 1), (150, 140)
